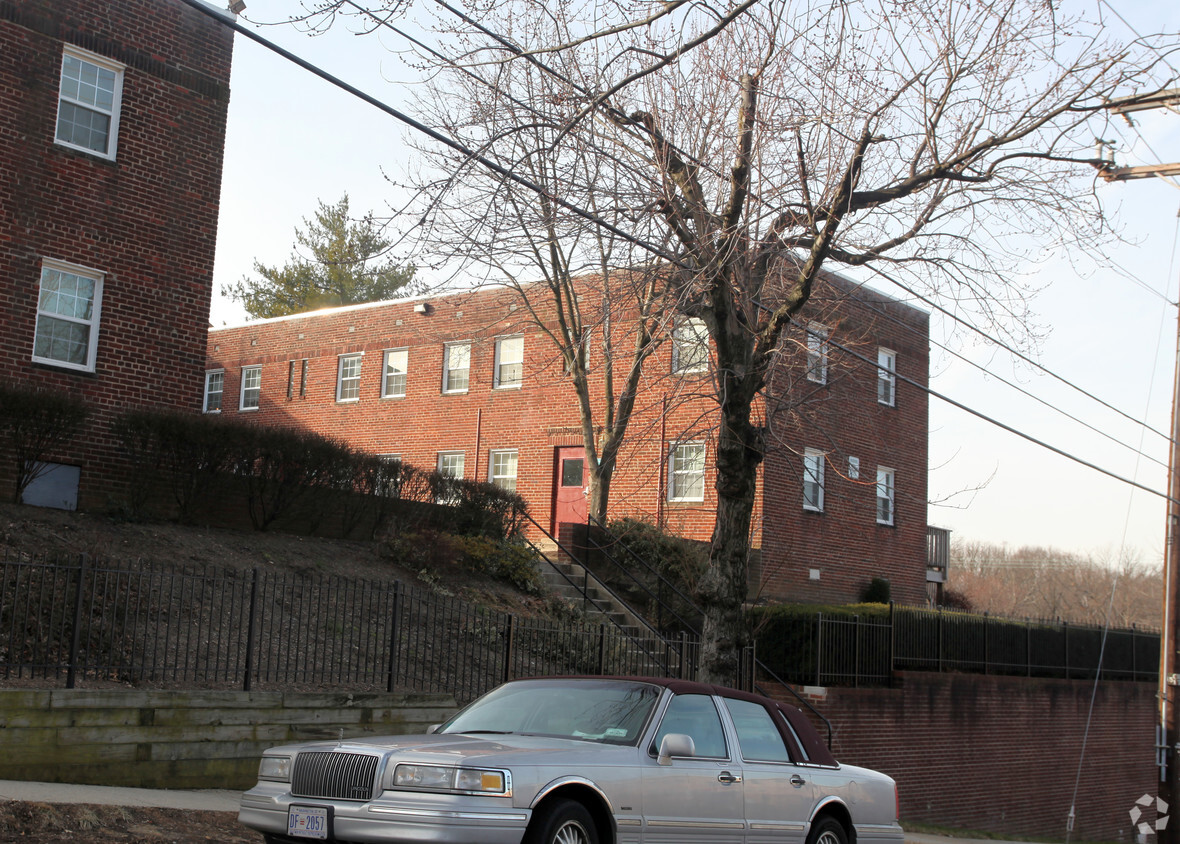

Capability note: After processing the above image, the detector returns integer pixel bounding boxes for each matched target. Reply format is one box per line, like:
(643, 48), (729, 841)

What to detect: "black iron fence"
(0, 555), (698, 703)
(756, 604), (1159, 687)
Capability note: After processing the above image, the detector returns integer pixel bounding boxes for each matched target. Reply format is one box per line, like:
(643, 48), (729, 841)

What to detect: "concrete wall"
(0, 689), (456, 790)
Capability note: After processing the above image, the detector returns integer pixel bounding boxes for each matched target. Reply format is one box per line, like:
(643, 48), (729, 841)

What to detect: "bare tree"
(287, 0), (1177, 683)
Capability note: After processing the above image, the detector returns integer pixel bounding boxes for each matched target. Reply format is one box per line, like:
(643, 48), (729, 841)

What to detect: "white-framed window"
(55, 47), (123, 160)
(669, 442), (707, 502)
(337, 353), (362, 402)
(443, 342), (471, 393)
(489, 449), (519, 492)
(564, 328), (591, 375)
(494, 335), (524, 389)
(876, 467), (896, 526)
(240, 365), (261, 411)
(437, 451), (465, 478)
(33, 258), (104, 372)
(877, 347), (897, 406)
(806, 323), (828, 384)
(382, 348), (408, 398)
(203, 370), (224, 413)
(803, 449), (825, 512)
(672, 318), (710, 374)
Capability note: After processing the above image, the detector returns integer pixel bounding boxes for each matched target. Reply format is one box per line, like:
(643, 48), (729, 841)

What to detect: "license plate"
(288, 806), (330, 840)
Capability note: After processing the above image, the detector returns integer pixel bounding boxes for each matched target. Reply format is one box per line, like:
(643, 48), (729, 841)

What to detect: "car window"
(723, 698), (792, 763)
(652, 694), (728, 759)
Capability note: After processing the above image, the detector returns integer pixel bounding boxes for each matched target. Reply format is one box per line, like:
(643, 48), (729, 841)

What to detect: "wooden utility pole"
(1099, 86), (1180, 844)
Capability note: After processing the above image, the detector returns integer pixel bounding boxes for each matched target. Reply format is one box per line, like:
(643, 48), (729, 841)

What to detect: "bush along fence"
(752, 602), (1159, 687)
(0, 553), (699, 704)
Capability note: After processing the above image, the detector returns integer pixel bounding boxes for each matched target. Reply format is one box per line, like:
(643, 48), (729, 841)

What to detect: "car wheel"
(807, 816), (849, 844)
(525, 798), (599, 844)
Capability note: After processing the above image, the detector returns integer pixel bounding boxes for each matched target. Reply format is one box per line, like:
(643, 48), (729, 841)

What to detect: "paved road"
(0, 781), (1034, 844)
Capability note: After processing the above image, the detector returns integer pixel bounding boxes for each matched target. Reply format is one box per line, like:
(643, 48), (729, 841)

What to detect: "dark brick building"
(206, 272), (931, 605)
(0, 0), (233, 509)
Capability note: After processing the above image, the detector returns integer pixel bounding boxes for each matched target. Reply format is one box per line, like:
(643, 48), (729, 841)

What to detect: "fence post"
(1026, 618), (1032, 677)
(66, 553), (89, 690)
(937, 607), (944, 674)
(597, 624), (607, 675)
(815, 613), (823, 687)
(385, 581), (402, 693)
(888, 602), (895, 688)
(1063, 620), (1069, 680)
(242, 567), (260, 692)
(983, 613), (989, 675)
(678, 631), (688, 679)
(502, 614), (516, 684)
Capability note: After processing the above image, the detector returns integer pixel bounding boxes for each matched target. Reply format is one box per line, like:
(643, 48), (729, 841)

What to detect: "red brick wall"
(206, 274), (930, 605)
(781, 672), (1156, 841)
(0, 0), (232, 507)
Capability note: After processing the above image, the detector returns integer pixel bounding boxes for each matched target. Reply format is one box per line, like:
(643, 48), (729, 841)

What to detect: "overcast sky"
(208, 0), (1180, 564)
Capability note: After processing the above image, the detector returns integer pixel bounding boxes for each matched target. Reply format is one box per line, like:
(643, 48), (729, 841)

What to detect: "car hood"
(274, 733), (640, 767)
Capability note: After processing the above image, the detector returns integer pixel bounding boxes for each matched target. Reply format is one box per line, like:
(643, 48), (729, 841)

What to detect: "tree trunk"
(697, 390), (763, 685)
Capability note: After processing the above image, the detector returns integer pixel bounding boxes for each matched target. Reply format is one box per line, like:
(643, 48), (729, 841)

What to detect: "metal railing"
(755, 604), (1159, 688)
(0, 554), (697, 703)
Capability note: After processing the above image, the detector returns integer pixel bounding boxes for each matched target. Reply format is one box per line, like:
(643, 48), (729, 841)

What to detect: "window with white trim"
(494, 336), (524, 389)
(489, 450), (519, 492)
(382, 348), (408, 398)
(203, 370), (224, 413)
(669, 442), (706, 502)
(443, 342), (471, 393)
(564, 328), (591, 375)
(806, 323), (828, 384)
(33, 259), (104, 372)
(240, 366), (261, 411)
(877, 348), (896, 406)
(437, 451), (465, 478)
(876, 467), (896, 526)
(337, 353), (362, 402)
(672, 318), (709, 374)
(803, 449), (825, 512)
(55, 47), (123, 159)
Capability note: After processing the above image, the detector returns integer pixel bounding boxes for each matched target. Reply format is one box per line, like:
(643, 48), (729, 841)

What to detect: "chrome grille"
(291, 751), (380, 801)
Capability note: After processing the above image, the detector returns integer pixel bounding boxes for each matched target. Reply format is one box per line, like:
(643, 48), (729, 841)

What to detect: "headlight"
(258, 755), (291, 782)
(390, 764), (509, 795)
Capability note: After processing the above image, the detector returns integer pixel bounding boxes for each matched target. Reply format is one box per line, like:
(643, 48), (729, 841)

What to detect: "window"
(723, 698), (792, 763)
(806, 323), (828, 384)
(494, 336), (524, 389)
(672, 318), (709, 374)
(383, 348), (408, 398)
(652, 694), (728, 759)
(56, 48), (123, 159)
(240, 366), (261, 411)
(564, 329), (591, 375)
(33, 259), (103, 372)
(489, 450), (519, 492)
(877, 467), (895, 526)
(443, 342), (471, 393)
(337, 354), (362, 402)
(877, 348), (896, 406)
(803, 449), (825, 512)
(299, 359), (308, 397)
(437, 451), (465, 479)
(203, 370), (224, 413)
(436, 451), (465, 504)
(669, 442), (706, 502)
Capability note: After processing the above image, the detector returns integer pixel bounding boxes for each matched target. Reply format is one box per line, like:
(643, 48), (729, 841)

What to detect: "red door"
(552, 446), (589, 533)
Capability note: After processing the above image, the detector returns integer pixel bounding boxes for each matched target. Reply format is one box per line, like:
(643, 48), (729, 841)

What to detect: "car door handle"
(790, 774), (806, 788)
(718, 771), (742, 784)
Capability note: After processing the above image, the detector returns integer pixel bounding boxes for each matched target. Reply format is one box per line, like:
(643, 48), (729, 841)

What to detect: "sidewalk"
(0, 780), (240, 813)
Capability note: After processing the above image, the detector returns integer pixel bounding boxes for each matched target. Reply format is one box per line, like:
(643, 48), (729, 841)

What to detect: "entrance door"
(552, 446), (589, 533)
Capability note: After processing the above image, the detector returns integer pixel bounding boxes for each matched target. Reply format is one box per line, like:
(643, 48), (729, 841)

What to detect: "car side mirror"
(657, 733), (695, 765)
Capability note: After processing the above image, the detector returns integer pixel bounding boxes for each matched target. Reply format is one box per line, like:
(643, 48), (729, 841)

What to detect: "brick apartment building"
(0, 0), (233, 509)
(207, 273), (931, 605)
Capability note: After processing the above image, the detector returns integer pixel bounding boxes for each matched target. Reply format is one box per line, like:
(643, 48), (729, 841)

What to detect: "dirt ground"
(0, 802), (261, 843)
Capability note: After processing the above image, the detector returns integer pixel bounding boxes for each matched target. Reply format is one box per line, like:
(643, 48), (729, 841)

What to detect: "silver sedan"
(238, 676), (903, 844)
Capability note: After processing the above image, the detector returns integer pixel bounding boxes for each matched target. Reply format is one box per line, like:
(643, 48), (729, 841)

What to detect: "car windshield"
(439, 679), (661, 745)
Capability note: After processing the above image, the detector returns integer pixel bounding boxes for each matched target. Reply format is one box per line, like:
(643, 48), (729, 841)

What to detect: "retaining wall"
(0, 690), (456, 790)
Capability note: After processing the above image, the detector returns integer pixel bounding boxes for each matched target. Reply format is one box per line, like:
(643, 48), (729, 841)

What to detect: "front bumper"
(239, 783), (531, 844)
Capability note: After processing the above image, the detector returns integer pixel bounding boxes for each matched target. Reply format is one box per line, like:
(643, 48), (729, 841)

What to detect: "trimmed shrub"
(0, 381), (89, 504)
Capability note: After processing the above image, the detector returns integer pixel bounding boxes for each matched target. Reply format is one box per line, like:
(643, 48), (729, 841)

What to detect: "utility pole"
(1098, 86), (1180, 844)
